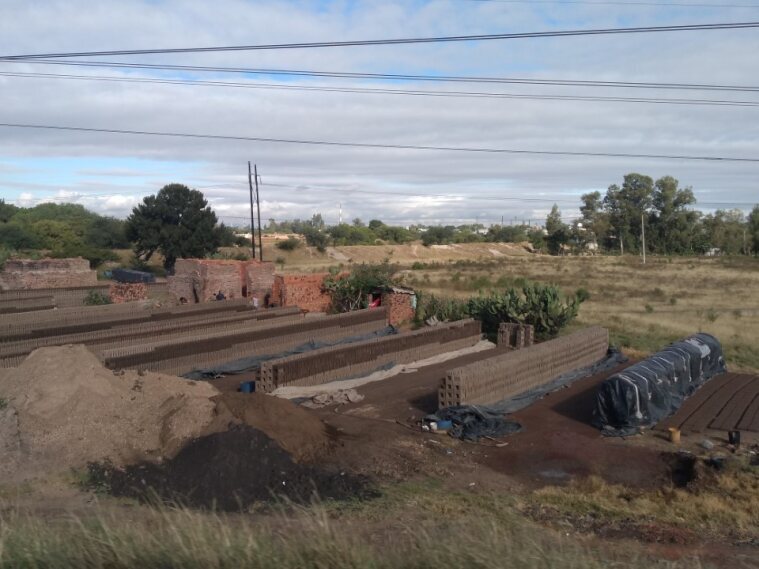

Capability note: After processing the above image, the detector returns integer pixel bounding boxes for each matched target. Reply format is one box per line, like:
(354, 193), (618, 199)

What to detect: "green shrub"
(416, 283), (584, 340)
(0, 397), (7, 410)
(645, 304), (654, 313)
(50, 245), (119, 269)
(324, 262), (397, 313)
(275, 237), (301, 251)
(411, 262), (426, 270)
(575, 287), (591, 303)
(83, 290), (112, 306)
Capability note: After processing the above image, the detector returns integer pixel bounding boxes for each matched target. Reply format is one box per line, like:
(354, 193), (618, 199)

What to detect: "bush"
(324, 262), (397, 313)
(576, 287), (591, 303)
(275, 237), (301, 251)
(83, 290), (112, 306)
(416, 283), (584, 340)
(303, 229), (329, 253)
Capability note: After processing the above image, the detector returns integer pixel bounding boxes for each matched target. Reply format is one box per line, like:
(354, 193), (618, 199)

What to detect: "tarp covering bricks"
(593, 333), (727, 436)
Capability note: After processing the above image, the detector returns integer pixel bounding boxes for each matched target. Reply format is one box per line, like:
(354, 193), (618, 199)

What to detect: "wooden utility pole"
(247, 161), (256, 259)
(254, 164), (263, 261)
(641, 213), (646, 264)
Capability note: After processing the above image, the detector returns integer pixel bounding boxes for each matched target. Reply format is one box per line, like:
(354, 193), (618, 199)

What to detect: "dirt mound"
(87, 425), (376, 511)
(0, 345), (220, 478)
(212, 392), (332, 462)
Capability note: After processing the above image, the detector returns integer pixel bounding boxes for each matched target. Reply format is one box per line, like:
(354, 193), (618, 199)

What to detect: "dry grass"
(394, 253), (759, 372)
(527, 459), (759, 542)
(0, 489), (701, 569)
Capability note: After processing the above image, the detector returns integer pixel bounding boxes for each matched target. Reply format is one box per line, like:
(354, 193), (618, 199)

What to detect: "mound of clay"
(212, 392), (332, 462)
(88, 425), (376, 511)
(0, 345), (220, 478)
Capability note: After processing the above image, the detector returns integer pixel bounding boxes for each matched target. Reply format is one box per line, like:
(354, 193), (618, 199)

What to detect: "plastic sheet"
(426, 406), (522, 442)
(593, 333), (727, 436)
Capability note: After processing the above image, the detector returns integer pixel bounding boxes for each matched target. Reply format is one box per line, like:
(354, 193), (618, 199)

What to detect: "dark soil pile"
(211, 392), (332, 462)
(87, 425), (376, 511)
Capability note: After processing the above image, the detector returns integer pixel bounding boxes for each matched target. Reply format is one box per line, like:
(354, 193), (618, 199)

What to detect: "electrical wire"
(2, 70), (759, 107)
(2, 21), (758, 60)
(5, 59), (758, 94)
(1, 122), (757, 163)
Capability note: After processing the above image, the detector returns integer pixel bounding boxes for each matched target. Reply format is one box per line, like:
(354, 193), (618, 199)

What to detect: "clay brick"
(108, 283), (148, 304)
(272, 273), (333, 313)
(168, 259), (274, 304)
(382, 290), (416, 326)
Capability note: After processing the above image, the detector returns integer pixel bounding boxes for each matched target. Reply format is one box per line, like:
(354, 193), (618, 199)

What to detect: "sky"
(0, 0), (757, 227)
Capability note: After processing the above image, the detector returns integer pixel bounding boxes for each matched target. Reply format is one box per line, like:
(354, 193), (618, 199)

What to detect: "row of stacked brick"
(257, 319), (482, 392)
(101, 307), (390, 377)
(439, 326), (609, 407)
(0, 282), (168, 312)
(0, 297), (258, 341)
(0, 305), (302, 369)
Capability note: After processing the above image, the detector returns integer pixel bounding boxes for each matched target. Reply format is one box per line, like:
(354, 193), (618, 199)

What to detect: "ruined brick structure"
(0, 258), (97, 291)
(109, 283), (149, 304)
(381, 288), (416, 327)
(271, 273), (333, 313)
(168, 259), (274, 304)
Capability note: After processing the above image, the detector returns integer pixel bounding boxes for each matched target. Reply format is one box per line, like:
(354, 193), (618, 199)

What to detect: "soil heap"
(0, 345), (220, 479)
(212, 392), (332, 462)
(88, 425), (375, 511)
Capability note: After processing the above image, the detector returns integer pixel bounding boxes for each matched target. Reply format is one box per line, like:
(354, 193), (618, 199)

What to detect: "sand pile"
(0, 345), (220, 478)
(212, 392), (332, 462)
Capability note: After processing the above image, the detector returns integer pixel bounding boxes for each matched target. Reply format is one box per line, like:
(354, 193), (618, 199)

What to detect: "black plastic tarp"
(593, 333), (727, 436)
(425, 406), (523, 442)
(182, 326), (397, 380)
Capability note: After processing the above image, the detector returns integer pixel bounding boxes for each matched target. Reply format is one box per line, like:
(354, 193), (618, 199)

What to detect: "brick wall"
(439, 326), (609, 408)
(382, 291), (416, 326)
(245, 262), (275, 304)
(258, 318), (481, 392)
(168, 259), (274, 303)
(272, 273), (333, 313)
(109, 283), (149, 304)
(0, 258), (97, 290)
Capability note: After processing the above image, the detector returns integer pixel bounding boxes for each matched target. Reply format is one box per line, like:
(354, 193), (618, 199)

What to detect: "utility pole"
(339, 203), (342, 225)
(744, 227), (748, 256)
(641, 213), (646, 264)
(247, 161), (256, 259)
(254, 165), (263, 262)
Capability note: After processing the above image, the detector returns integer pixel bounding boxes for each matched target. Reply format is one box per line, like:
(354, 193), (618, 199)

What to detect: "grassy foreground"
(0, 501), (700, 569)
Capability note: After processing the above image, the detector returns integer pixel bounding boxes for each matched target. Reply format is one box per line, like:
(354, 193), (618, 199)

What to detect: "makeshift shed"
(593, 333), (726, 436)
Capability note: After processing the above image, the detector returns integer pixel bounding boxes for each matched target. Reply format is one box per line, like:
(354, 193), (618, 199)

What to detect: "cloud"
(0, 0), (757, 224)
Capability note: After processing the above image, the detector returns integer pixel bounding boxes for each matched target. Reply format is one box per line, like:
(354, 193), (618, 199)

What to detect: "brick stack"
(272, 273), (333, 312)
(257, 319), (481, 392)
(108, 283), (149, 304)
(382, 290), (416, 326)
(168, 259), (275, 304)
(497, 323), (535, 349)
(439, 326), (609, 408)
(0, 258), (97, 291)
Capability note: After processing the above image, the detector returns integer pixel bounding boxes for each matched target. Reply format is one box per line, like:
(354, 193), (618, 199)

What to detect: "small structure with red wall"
(168, 258), (275, 304)
(271, 273), (332, 313)
(381, 287), (417, 327)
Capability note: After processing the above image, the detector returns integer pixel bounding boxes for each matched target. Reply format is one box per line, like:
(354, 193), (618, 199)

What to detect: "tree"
(749, 205), (759, 255)
(545, 205), (569, 255)
(648, 176), (698, 254)
(0, 199), (19, 223)
(126, 184), (221, 272)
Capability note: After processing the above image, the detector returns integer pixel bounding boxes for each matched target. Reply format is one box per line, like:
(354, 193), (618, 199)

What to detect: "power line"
(3, 22), (758, 60)
(3, 70), (759, 108)
(1, 122), (757, 163)
(6, 59), (759, 94)
(462, 0), (759, 7)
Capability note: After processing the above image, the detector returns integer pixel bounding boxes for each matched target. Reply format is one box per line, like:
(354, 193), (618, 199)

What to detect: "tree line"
(546, 173), (759, 256)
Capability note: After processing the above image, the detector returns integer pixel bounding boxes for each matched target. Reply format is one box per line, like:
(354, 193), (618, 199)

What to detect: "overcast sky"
(0, 0), (757, 227)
